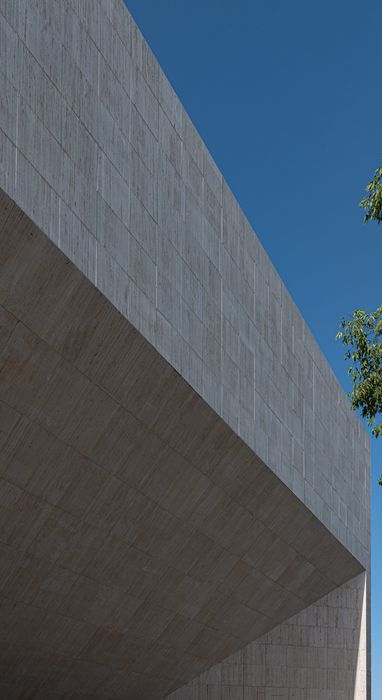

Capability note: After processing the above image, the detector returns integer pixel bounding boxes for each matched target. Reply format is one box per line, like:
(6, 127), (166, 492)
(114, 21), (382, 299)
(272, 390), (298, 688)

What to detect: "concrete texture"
(0, 0), (371, 697)
(0, 191), (365, 699)
(0, 0), (370, 566)
(166, 572), (368, 700)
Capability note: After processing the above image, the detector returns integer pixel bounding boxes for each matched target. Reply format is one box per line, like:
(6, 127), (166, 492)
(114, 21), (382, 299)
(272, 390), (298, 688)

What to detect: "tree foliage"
(337, 307), (382, 433)
(337, 159), (382, 485)
(359, 157), (382, 224)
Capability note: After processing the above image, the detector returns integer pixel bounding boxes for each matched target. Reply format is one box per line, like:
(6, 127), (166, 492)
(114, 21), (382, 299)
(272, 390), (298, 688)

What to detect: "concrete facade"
(167, 572), (368, 700)
(0, 0), (370, 698)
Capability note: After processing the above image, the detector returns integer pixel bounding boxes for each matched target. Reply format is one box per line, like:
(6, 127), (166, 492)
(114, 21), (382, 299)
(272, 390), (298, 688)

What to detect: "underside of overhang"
(0, 189), (363, 699)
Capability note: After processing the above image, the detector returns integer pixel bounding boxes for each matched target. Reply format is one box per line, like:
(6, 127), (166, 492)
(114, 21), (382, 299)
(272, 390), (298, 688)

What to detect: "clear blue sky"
(126, 0), (381, 691)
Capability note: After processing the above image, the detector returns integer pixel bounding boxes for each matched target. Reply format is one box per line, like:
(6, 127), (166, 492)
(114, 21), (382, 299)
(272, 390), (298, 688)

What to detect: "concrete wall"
(0, 0), (371, 697)
(0, 0), (370, 568)
(165, 572), (368, 700)
(0, 193), (367, 700)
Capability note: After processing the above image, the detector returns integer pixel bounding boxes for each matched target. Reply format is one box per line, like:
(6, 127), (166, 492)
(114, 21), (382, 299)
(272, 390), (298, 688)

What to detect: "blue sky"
(126, 0), (382, 691)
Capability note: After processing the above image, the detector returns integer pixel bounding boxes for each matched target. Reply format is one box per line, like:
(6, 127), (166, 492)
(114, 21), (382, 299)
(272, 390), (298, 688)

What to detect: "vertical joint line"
(14, 93), (20, 191)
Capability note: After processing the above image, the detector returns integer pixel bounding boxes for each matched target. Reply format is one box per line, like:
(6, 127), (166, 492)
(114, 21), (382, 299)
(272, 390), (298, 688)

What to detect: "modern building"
(0, 1), (370, 698)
